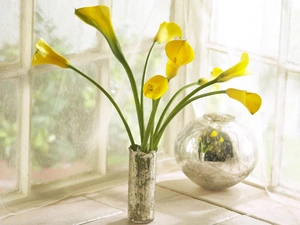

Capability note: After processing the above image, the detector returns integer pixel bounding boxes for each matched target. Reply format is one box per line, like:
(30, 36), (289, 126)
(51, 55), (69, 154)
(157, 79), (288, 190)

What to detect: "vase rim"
(203, 113), (235, 123)
(129, 145), (157, 154)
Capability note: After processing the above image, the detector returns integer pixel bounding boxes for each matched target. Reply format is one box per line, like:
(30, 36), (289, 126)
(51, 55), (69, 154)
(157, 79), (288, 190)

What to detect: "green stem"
(153, 90), (227, 148)
(179, 77), (219, 106)
(141, 99), (160, 153)
(140, 42), (156, 141)
(154, 81), (198, 138)
(120, 60), (143, 142)
(68, 65), (135, 146)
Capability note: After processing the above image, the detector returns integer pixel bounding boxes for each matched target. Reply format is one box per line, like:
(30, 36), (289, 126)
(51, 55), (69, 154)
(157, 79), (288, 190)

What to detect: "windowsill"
(1, 170), (300, 225)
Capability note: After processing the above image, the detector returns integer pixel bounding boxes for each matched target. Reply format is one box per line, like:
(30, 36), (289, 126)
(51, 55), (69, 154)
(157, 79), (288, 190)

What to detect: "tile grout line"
(83, 194), (126, 212)
(156, 183), (279, 225)
(73, 211), (124, 225)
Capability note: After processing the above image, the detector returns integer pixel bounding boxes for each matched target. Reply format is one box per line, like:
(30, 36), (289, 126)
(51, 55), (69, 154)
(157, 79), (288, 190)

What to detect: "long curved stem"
(154, 81), (198, 137)
(140, 42), (156, 141)
(178, 77), (219, 107)
(120, 60), (143, 141)
(69, 65), (135, 146)
(141, 99), (160, 153)
(153, 90), (226, 148)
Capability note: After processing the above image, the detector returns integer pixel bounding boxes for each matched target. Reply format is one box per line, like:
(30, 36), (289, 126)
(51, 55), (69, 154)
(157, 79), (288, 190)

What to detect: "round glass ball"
(174, 113), (258, 191)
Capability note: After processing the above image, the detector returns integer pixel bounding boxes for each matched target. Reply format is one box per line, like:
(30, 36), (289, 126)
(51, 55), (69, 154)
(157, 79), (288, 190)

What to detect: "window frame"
(2, 0), (300, 207)
(195, 0), (300, 201)
(0, 0), (186, 205)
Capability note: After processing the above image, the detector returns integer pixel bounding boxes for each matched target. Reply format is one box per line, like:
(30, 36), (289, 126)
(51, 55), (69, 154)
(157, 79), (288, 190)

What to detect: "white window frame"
(3, 0), (299, 207)
(0, 0), (187, 205)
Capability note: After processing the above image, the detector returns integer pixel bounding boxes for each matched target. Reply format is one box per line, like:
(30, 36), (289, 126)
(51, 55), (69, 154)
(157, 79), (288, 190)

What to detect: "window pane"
(112, 0), (171, 46)
(288, 0), (300, 65)
(281, 72), (300, 191)
(31, 65), (100, 184)
(210, 0), (281, 58)
(34, 0), (99, 55)
(0, 0), (20, 64)
(0, 79), (18, 193)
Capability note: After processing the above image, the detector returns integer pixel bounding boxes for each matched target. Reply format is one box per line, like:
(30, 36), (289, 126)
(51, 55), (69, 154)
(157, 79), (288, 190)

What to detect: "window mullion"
(95, 59), (110, 175)
(270, 0), (291, 188)
(18, 0), (34, 196)
(161, 0), (188, 155)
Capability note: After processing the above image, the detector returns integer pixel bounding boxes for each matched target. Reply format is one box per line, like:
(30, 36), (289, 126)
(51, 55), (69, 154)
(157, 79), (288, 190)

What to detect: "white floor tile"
(1, 196), (122, 225)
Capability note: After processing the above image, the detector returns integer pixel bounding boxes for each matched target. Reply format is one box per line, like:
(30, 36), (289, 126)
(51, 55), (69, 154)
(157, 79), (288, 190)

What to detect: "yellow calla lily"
(143, 75), (168, 100)
(32, 38), (71, 68)
(166, 60), (180, 79)
(226, 88), (262, 114)
(153, 22), (182, 44)
(165, 40), (194, 66)
(75, 5), (124, 62)
(217, 52), (251, 82)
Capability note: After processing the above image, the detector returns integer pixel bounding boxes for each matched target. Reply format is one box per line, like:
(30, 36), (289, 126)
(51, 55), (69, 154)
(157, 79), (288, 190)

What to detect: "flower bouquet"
(32, 5), (262, 223)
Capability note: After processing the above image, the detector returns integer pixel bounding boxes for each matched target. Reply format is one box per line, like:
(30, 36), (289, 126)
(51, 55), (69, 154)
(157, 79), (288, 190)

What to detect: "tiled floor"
(1, 171), (300, 225)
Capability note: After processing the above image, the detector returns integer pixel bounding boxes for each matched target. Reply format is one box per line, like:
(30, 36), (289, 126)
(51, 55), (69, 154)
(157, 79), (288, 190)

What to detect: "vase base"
(127, 217), (154, 224)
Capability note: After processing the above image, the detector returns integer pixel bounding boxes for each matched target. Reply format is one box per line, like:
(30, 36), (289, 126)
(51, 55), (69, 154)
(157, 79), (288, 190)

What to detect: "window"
(186, 0), (300, 203)
(1, 0), (300, 216)
(0, 0), (175, 206)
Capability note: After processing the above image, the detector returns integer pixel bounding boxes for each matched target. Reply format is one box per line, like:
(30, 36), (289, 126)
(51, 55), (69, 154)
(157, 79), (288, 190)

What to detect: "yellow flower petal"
(153, 22), (182, 43)
(219, 136), (224, 143)
(143, 75), (168, 100)
(210, 130), (218, 137)
(166, 60), (180, 79)
(32, 38), (71, 68)
(217, 53), (251, 82)
(211, 67), (223, 77)
(226, 88), (262, 114)
(75, 5), (124, 62)
(165, 40), (194, 66)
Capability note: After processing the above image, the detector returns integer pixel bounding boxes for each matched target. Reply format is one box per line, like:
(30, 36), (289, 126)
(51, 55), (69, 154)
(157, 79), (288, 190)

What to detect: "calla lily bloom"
(143, 75), (168, 100)
(32, 38), (71, 68)
(165, 40), (194, 79)
(216, 53), (251, 82)
(153, 22), (182, 44)
(165, 40), (194, 66)
(166, 60), (180, 79)
(75, 5), (124, 62)
(226, 88), (262, 114)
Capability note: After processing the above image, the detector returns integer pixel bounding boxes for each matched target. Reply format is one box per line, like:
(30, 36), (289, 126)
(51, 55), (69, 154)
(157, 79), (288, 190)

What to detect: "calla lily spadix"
(226, 88), (262, 114)
(153, 22), (182, 44)
(32, 38), (71, 68)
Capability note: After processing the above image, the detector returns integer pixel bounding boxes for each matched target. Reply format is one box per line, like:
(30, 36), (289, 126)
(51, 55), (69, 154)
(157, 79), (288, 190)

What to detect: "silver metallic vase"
(127, 145), (157, 223)
(175, 113), (258, 191)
